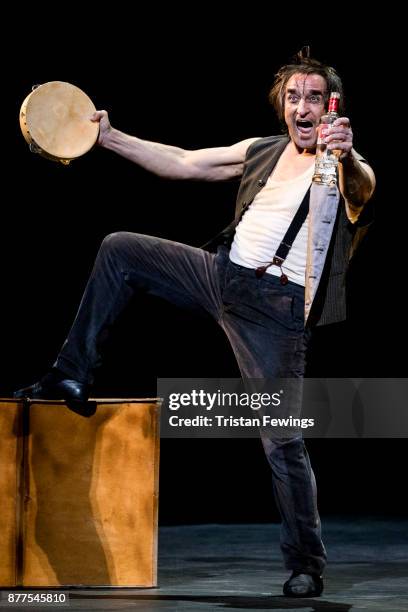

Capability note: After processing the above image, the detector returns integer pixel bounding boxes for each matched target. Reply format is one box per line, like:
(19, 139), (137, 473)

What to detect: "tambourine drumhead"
(20, 81), (99, 163)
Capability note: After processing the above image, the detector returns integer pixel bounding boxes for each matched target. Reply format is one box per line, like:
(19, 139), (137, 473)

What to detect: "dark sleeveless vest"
(202, 135), (369, 327)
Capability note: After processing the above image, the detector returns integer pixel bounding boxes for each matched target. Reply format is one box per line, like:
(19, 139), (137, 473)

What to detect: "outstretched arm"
(92, 111), (258, 182)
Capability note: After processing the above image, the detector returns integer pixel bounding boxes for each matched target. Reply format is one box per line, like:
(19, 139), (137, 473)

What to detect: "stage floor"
(3, 518), (408, 611)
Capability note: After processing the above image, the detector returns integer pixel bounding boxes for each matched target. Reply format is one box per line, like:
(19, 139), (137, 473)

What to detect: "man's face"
(283, 73), (327, 151)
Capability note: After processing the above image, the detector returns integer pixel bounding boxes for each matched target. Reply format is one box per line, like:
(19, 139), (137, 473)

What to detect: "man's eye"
(308, 95), (321, 104)
(288, 95), (299, 103)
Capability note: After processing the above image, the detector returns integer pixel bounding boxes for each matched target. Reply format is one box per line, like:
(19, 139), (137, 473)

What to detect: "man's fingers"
(326, 128), (353, 143)
(327, 142), (349, 150)
(332, 117), (350, 127)
(91, 109), (108, 122)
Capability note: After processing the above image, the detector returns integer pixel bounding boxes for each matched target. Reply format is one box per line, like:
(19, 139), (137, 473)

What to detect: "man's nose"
(296, 98), (310, 115)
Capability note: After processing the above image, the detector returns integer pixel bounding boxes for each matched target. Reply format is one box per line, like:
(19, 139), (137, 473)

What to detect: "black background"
(2, 11), (406, 524)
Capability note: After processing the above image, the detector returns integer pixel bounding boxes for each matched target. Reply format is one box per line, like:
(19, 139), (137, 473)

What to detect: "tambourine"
(19, 81), (99, 165)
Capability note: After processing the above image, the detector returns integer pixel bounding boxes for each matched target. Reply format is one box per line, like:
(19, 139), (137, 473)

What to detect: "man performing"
(15, 51), (375, 598)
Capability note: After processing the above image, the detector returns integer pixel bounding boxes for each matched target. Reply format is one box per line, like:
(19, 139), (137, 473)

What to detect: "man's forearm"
(338, 152), (375, 210)
(101, 128), (191, 179)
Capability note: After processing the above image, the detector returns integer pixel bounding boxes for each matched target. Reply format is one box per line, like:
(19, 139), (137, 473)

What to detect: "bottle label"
(317, 123), (329, 144)
(328, 97), (339, 113)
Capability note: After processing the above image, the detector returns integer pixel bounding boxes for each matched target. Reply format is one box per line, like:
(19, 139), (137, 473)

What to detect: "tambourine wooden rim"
(19, 81), (99, 165)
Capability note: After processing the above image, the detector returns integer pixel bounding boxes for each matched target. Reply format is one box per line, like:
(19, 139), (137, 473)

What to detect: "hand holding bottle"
(325, 117), (353, 160)
(313, 92), (350, 186)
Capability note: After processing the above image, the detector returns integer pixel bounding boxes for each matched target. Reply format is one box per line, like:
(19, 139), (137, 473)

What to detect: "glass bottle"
(312, 92), (341, 186)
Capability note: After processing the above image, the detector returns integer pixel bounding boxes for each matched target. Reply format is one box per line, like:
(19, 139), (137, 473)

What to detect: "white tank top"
(229, 163), (314, 286)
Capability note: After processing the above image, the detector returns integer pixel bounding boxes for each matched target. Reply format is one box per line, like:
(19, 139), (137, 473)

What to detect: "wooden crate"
(0, 399), (160, 587)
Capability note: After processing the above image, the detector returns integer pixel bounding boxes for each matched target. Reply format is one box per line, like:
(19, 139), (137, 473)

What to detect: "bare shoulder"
(228, 137), (262, 158)
(184, 137), (262, 181)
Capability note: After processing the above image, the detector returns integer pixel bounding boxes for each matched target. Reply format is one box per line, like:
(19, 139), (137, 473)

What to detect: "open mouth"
(296, 120), (314, 137)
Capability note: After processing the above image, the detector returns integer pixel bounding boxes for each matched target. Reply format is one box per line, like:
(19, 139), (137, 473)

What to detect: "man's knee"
(97, 232), (154, 273)
(101, 231), (133, 252)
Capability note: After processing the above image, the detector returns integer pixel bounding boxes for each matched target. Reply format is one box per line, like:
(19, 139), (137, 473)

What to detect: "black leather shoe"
(14, 377), (88, 402)
(14, 373), (95, 416)
(283, 571), (324, 598)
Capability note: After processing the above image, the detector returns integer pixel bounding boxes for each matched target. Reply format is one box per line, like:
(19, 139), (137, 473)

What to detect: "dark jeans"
(55, 232), (327, 574)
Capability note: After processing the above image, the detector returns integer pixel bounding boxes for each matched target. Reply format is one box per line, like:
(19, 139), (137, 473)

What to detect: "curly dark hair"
(269, 47), (345, 129)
